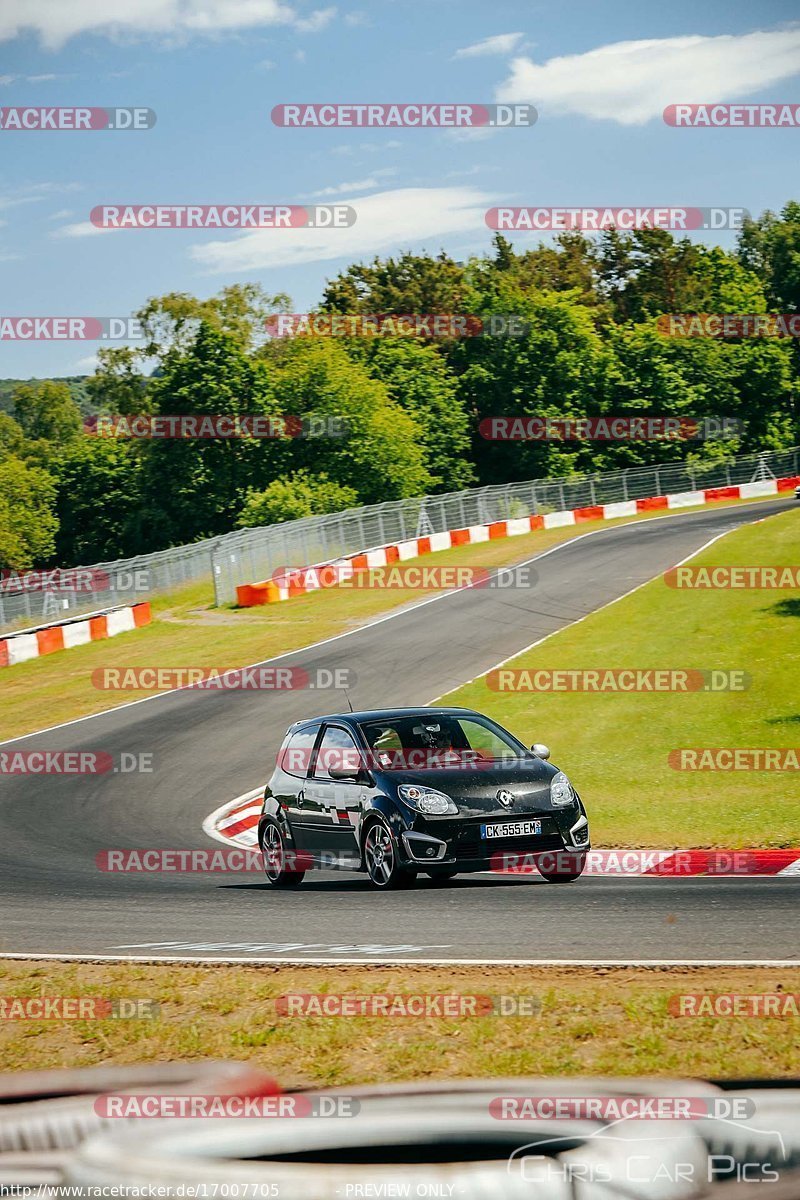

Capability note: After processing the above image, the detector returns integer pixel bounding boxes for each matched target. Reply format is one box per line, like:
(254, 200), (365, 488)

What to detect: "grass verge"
(441, 507), (800, 848)
(0, 960), (797, 1081)
(0, 495), (790, 743)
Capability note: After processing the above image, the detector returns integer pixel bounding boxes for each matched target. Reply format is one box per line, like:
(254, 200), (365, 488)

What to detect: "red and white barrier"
(0, 602), (152, 668)
(237, 475), (800, 607)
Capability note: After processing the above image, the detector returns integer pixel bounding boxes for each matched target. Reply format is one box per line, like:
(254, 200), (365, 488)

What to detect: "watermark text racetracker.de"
(486, 668), (750, 692)
(669, 993), (800, 1017)
(265, 313), (528, 339)
(272, 562), (540, 591)
(657, 313), (800, 338)
(275, 993), (541, 1017)
(665, 565), (800, 588)
(84, 414), (348, 439)
(0, 751), (154, 775)
(669, 748), (799, 770)
(0, 567), (150, 594)
(94, 1094), (358, 1119)
(90, 204), (355, 229)
(1, 317), (146, 341)
(479, 415), (740, 441)
(91, 666), (356, 691)
(664, 102), (800, 127)
(0, 997), (159, 1019)
(485, 206), (749, 231)
(0, 106), (156, 130)
(271, 102), (537, 127)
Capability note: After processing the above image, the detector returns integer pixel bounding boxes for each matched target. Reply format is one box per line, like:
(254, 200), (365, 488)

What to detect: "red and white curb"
(204, 791), (800, 876)
(236, 475), (800, 606)
(0, 601), (152, 668)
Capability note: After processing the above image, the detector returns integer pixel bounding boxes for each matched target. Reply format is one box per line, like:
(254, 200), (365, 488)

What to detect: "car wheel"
(363, 821), (416, 890)
(537, 851), (586, 883)
(260, 818), (305, 888)
(425, 869), (458, 884)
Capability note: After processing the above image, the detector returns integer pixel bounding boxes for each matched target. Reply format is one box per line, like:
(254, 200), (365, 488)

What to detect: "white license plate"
(481, 820), (542, 839)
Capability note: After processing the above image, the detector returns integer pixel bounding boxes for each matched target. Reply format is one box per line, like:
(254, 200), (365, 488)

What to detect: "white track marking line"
(0, 952), (796, 967)
(427, 527), (733, 702)
(0, 501), (781, 748)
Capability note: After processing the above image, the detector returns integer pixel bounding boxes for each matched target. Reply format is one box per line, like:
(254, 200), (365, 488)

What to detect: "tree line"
(1, 202), (798, 570)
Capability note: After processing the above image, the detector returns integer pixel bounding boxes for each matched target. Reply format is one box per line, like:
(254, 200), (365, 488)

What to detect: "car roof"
(288, 707), (481, 730)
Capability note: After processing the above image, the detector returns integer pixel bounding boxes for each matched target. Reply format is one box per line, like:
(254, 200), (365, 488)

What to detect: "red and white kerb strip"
(236, 476), (800, 606)
(0, 602), (151, 668)
(204, 792), (800, 876)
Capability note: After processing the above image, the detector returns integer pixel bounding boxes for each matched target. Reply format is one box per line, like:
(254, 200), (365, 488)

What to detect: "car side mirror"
(328, 764), (362, 781)
(531, 743), (550, 761)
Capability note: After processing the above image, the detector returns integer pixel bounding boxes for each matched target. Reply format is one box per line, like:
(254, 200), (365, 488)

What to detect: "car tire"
(363, 821), (416, 890)
(260, 818), (305, 888)
(425, 870), (459, 884)
(537, 851), (586, 884)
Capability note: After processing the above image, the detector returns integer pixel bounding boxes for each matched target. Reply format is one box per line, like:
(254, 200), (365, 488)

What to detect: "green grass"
(0, 961), (797, 1081)
(441, 507), (800, 848)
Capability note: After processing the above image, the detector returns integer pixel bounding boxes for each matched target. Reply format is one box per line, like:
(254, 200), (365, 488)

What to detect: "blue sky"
(1, 0), (798, 378)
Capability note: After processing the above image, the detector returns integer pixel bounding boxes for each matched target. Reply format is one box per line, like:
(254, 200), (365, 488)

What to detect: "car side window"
(313, 725), (362, 780)
(280, 727), (319, 778)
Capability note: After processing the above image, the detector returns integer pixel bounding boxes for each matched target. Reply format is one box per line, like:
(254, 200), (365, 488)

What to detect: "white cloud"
(48, 208), (75, 220)
(74, 353), (99, 371)
(454, 31), (524, 59)
(256, 57), (277, 69)
(496, 26), (800, 126)
(0, 181), (81, 214)
(344, 11), (369, 27)
(309, 167), (397, 196)
(52, 220), (120, 238)
(0, 0), (319, 50)
(294, 6), (336, 33)
(190, 185), (492, 273)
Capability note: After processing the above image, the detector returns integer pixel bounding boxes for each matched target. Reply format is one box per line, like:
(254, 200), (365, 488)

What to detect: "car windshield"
(358, 714), (528, 770)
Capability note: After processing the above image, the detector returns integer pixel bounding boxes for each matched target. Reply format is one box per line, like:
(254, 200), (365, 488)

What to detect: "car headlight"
(550, 770), (576, 808)
(397, 785), (458, 815)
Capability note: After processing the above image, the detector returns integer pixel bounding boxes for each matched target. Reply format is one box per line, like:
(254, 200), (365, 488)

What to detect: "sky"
(0, 0), (798, 378)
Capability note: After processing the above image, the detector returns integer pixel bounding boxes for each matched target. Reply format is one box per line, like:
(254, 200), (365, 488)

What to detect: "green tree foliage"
(264, 337), (431, 503)
(738, 201), (800, 312)
(5, 206), (800, 572)
(238, 471), (358, 527)
(0, 457), (58, 570)
(12, 380), (82, 444)
(138, 323), (280, 546)
(53, 438), (143, 564)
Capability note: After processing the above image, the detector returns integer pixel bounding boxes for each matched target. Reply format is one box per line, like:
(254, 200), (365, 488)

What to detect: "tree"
(238, 472), (358, 527)
(264, 337), (431, 503)
(0, 457), (59, 570)
(12, 380), (82, 444)
(321, 251), (468, 315)
(738, 200), (800, 312)
(138, 323), (281, 546)
(0, 413), (26, 461)
(354, 338), (475, 491)
(53, 438), (143, 564)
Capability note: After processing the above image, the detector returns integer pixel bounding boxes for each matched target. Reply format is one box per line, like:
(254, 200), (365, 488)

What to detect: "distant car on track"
(795, 483), (800, 500)
(259, 707), (590, 889)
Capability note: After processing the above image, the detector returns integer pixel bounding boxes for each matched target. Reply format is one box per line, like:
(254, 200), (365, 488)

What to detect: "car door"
(302, 723), (366, 866)
(273, 723), (322, 852)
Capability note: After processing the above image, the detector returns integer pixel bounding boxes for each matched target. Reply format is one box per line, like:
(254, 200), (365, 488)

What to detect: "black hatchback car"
(259, 707), (590, 889)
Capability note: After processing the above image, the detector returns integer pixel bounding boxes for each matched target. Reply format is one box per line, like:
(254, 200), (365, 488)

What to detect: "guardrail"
(1, 446), (797, 631)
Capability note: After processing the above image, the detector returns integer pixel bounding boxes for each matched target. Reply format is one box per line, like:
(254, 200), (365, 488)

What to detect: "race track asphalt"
(0, 499), (796, 965)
